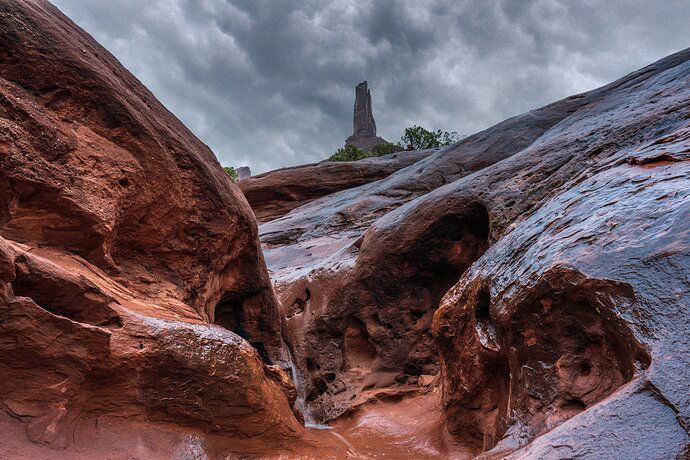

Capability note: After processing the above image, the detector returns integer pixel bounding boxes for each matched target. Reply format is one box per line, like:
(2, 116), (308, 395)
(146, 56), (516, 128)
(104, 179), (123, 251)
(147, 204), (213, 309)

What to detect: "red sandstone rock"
(1, 0), (689, 457)
(0, 0), (304, 456)
(239, 149), (434, 223)
(0, 0), (284, 357)
(260, 48), (690, 458)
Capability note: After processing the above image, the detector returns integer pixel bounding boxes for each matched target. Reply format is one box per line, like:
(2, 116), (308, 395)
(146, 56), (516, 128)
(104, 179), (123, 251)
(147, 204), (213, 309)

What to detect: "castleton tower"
(345, 81), (387, 152)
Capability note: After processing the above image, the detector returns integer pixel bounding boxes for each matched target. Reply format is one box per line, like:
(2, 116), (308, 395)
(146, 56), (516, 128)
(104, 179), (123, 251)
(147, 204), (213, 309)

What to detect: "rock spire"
(345, 81), (388, 152)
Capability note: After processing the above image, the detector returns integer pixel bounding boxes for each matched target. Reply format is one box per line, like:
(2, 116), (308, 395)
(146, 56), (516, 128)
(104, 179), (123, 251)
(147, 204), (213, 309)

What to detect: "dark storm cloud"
(51, 0), (689, 173)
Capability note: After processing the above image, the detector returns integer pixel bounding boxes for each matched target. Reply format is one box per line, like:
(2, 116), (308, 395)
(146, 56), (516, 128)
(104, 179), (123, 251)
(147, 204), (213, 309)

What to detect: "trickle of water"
(284, 347), (359, 456)
(285, 346), (319, 425)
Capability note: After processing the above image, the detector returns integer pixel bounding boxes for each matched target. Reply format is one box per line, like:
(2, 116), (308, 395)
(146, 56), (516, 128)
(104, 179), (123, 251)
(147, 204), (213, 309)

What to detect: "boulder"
(0, 0), (303, 456)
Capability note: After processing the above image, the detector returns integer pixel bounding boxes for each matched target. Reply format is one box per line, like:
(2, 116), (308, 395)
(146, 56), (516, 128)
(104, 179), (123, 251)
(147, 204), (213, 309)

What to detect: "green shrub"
(329, 144), (368, 162)
(401, 125), (460, 150)
(327, 126), (461, 162)
(223, 166), (238, 182)
(370, 142), (404, 157)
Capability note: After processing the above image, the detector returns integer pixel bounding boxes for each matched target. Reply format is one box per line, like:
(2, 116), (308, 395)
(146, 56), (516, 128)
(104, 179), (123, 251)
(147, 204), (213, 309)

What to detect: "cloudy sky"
(52, 0), (689, 174)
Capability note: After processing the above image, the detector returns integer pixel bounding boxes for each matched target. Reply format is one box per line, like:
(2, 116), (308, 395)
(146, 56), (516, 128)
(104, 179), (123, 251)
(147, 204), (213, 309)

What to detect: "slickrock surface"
(0, 1), (307, 457)
(1, 0), (689, 458)
(240, 149), (434, 223)
(261, 48), (690, 457)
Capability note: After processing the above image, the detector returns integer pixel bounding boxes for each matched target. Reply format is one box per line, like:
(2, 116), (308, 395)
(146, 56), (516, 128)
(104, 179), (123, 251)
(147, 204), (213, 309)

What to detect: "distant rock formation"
(240, 149), (434, 223)
(345, 81), (388, 152)
(237, 166), (252, 180)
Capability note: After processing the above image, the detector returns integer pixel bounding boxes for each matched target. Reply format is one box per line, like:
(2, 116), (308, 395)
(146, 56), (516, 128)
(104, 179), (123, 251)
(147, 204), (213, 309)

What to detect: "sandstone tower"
(345, 81), (387, 152)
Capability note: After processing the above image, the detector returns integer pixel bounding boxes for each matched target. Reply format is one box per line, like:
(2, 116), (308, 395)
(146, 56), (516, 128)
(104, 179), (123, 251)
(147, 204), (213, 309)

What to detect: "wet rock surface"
(0, 0), (688, 458)
(0, 0), (284, 356)
(0, 1), (305, 457)
(240, 149), (434, 223)
(261, 47), (690, 457)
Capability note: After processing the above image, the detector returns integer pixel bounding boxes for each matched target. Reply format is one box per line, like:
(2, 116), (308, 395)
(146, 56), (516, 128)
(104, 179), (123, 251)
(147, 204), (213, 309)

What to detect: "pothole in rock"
(289, 203), (492, 423)
(444, 273), (651, 454)
(287, 288), (311, 319)
(342, 318), (377, 372)
(213, 292), (270, 363)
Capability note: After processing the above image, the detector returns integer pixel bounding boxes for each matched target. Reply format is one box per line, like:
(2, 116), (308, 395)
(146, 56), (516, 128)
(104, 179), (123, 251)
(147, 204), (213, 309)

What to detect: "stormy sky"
(52, 0), (689, 174)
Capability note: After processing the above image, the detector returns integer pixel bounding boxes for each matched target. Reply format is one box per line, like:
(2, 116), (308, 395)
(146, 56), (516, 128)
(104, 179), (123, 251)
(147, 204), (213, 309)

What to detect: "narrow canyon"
(0, 1), (688, 459)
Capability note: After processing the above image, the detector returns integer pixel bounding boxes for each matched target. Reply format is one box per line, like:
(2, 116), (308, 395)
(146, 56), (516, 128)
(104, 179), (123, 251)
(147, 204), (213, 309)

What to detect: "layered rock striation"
(240, 148), (434, 223)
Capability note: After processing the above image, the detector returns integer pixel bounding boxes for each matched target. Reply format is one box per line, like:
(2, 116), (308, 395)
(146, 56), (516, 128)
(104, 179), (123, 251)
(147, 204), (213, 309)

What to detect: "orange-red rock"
(0, 0), (303, 456)
(240, 149), (434, 224)
(1, 0), (689, 457)
(260, 48), (690, 458)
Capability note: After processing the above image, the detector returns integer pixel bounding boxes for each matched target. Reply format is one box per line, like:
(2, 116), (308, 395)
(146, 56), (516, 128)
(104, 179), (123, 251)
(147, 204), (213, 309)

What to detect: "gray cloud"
(51, 0), (689, 173)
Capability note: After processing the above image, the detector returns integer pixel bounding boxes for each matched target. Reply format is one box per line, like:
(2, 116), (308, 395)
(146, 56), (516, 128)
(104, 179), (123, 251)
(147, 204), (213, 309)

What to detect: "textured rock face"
(0, 0), (302, 456)
(0, 0), (286, 358)
(237, 165), (252, 180)
(435, 159), (688, 457)
(240, 149), (434, 223)
(259, 48), (690, 457)
(345, 81), (388, 152)
(1, 0), (689, 457)
(353, 81), (377, 138)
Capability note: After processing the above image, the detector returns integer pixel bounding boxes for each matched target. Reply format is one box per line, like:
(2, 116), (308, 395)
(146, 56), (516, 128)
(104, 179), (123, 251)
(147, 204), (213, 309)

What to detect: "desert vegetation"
(329, 125), (460, 161)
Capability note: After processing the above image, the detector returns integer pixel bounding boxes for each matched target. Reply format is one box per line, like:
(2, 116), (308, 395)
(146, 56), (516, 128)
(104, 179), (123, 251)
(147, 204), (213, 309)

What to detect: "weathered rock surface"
(240, 149), (434, 223)
(259, 47), (690, 458)
(237, 165), (252, 180)
(1, 0), (689, 457)
(0, 0), (286, 350)
(345, 81), (388, 152)
(0, 0), (306, 457)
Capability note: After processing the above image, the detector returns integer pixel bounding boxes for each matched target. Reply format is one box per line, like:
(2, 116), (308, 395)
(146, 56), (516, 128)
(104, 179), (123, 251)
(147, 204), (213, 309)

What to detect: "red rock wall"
(240, 149), (433, 223)
(0, 0), (282, 345)
(0, 1), (302, 455)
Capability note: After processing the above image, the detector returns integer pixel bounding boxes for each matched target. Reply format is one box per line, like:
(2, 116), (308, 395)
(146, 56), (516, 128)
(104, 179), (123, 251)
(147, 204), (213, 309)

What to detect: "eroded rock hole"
(307, 377), (328, 401)
(475, 289), (498, 351)
(490, 282), (647, 450)
(443, 275), (651, 455)
(560, 398), (586, 412)
(306, 357), (320, 371)
(579, 361), (591, 376)
(214, 295), (244, 334)
(342, 317), (377, 372)
(287, 298), (305, 318)
(287, 288), (311, 319)
(430, 204), (490, 278)
(214, 293), (270, 363)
